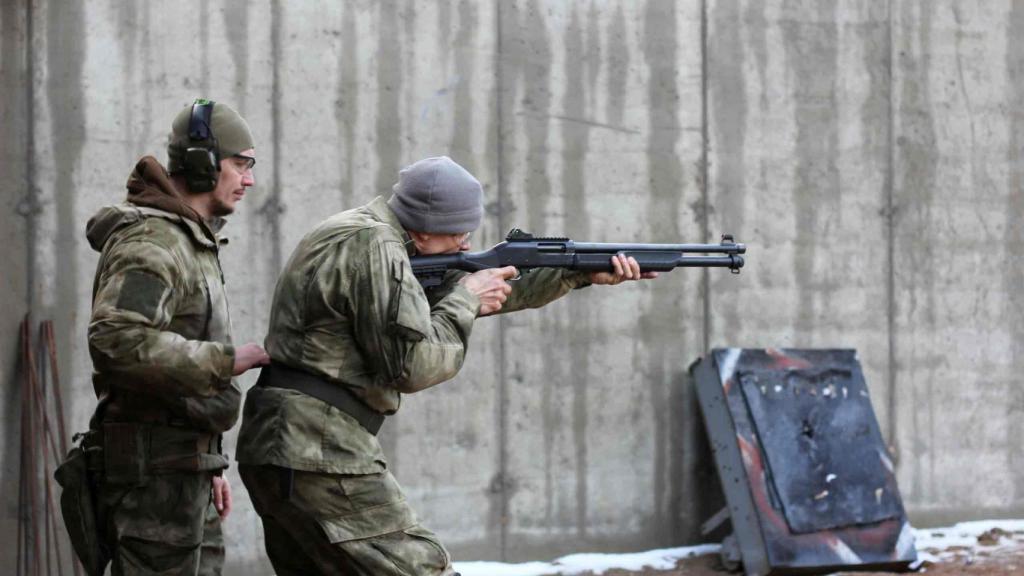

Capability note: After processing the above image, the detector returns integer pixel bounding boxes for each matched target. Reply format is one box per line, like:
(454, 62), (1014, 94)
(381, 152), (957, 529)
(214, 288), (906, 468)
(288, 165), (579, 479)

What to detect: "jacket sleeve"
(88, 239), (235, 398)
(423, 268), (591, 314)
(497, 268), (592, 314)
(350, 237), (480, 394)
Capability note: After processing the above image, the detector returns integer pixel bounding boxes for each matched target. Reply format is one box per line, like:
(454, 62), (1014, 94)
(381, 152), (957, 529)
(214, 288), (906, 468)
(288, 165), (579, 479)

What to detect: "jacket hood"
(85, 156), (220, 252)
(85, 205), (132, 252)
(126, 156), (206, 222)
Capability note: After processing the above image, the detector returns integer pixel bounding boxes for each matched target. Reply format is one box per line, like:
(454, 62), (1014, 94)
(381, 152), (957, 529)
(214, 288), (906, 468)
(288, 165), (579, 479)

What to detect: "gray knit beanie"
(387, 156), (484, 234)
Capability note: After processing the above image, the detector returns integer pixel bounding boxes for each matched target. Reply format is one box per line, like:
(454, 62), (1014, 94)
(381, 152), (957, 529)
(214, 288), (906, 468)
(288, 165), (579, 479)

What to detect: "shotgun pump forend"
(410, 228), (746, 288)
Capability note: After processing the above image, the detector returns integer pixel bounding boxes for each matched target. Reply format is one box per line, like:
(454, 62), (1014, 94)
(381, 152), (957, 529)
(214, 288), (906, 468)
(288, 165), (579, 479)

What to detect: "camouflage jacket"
(236, 196), (590, 474)
(85, 156), (240, 438)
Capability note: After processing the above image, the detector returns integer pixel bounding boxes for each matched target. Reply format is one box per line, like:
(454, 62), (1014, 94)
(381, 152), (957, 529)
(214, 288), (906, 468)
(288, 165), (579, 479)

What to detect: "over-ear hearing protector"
(181, 99), (220, 193)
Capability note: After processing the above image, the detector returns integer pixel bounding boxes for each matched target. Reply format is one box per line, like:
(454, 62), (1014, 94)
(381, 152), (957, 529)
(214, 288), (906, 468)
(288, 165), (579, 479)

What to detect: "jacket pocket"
(104, 472), (210, 548)
(389, 260), (431, 342)
(313, 471), (417, 543)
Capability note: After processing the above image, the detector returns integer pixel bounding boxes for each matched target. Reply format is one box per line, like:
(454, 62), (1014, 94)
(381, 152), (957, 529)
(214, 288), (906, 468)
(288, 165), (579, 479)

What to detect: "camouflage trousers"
(239, 464), (456, 576)
(100, 471), (223, 576)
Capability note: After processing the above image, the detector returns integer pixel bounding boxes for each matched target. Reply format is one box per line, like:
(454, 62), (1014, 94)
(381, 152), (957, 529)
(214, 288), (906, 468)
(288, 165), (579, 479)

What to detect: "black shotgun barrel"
(410, 228), (747, 287)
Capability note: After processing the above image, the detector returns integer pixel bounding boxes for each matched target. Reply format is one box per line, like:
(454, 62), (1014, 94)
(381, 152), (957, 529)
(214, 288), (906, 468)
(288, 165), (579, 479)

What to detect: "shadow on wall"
(1, 336), (22, 569)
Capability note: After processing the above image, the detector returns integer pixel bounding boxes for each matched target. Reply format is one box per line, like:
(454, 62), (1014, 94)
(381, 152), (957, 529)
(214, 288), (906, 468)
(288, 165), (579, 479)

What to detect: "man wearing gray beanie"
(236, 156), (653, 576)
(387, 156), (485, 234)
(65, 99), (270, 576)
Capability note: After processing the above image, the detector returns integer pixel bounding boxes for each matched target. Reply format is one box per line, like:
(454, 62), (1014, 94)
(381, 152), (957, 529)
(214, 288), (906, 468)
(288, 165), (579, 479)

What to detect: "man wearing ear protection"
(75, 99), (270, 575)
(234, 156), (654, 575)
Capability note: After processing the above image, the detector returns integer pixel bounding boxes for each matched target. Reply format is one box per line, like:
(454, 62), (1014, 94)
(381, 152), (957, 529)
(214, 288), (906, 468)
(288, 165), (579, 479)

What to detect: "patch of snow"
(454, 561), (563, 576)
(911, 518), (1024, 567)
(455, 544), (720, 576)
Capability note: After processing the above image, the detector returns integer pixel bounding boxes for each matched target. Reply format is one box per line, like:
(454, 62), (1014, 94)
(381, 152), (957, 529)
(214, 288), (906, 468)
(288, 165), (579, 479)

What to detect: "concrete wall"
(1, 0), (1022, 572)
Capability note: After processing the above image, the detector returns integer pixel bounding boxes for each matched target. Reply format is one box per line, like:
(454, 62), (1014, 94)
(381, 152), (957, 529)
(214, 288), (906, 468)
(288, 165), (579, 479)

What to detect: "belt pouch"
(102, 423), (149, 485)
(54, 431), (109, 576)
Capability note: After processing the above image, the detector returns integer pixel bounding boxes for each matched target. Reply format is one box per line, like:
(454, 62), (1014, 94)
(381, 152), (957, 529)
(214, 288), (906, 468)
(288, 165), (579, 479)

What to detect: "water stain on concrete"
(495, 0), (561, 541)
(401, 2), (417, 153)
(138, 2), (155, 155)
(540, 333), (559, 533)
(47, 0), (86, 416)
(604, 3), (628, 128)
(374, 0), (403, 199)
(438, 0), (453, 75)
(483, 2), (526, 556)
(710, 0), (748, 340)
(1005, 0), (1024, 503)
(223, 0), (251, 113)
(0, 1), (28, 210)
(781, 0), (840, 341)
(501, 0), (557, 533)
(744, 1), (769, 112)
(114, 0), (152, 158)
(486, 5), (505, 229)
(640, 0), (687, 546)
(895, 0), (938, 505)
(563, 4), (591, 539)
(114, 0), (139, 83)
(856, 1), (895, 445)
(199, 0), (210, 93)
(335, 2), (359, 208)
(264, 0), (285, 277)
(450, 0), (478, 164)
(584, 2), (601, 113)
(520, 0), (553, 235)
(0, 1), (32, 542)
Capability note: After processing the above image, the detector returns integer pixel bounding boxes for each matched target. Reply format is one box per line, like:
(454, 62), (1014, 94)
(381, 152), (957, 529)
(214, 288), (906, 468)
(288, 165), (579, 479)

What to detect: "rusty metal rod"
(19, 316), (42, 576)
(40, 320), (71, 576)
(43, 321), (71, 455)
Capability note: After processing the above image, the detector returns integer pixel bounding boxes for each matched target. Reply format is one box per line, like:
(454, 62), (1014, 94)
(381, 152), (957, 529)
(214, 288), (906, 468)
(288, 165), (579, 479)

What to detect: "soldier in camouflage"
(84, 100), (270, 575)
(236, 156), (655, 575)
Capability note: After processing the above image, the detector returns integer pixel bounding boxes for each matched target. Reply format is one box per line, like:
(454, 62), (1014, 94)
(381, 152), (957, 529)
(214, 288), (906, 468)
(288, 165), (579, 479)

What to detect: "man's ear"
(407, 230), (431, 243)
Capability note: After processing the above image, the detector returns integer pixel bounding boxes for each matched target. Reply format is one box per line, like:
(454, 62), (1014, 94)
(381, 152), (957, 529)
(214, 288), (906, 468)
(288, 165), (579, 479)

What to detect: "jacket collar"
(366, 196), (416, 256)
(129, 205), (222, 250)
(179, 215), (223, 249)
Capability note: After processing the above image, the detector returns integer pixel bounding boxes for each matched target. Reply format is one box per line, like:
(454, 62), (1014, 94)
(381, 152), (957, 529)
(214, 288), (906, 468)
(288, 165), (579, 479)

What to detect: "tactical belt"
(256, 362), (385, 435)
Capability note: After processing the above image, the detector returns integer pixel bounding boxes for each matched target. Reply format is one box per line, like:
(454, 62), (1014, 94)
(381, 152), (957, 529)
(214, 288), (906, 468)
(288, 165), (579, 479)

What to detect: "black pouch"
(54, 432), (110, 576)
(102, 422), (150, 486)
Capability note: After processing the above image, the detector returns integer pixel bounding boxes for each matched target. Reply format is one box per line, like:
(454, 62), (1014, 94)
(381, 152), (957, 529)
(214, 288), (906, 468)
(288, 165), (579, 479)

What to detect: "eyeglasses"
(454, 232), (471, 245)
(232, 154), (256, 171)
